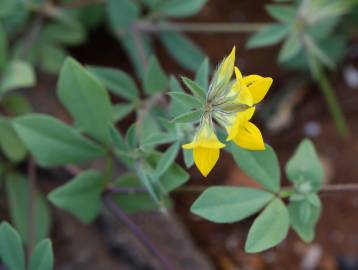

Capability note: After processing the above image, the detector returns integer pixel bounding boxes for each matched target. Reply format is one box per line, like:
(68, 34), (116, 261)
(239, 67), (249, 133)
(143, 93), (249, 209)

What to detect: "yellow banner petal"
(243, 74), (263, 85)
(247, 77), (273, 104)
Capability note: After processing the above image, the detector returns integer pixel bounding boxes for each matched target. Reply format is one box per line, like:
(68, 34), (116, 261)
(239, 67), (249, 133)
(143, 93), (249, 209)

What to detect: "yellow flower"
(181, 47), (273, 177)
(225, 67), (273, 150)
(182, 121), (225, 177)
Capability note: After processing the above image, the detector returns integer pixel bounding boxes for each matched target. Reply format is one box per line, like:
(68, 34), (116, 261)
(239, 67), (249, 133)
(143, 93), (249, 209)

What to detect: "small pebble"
(303, 121), (321, 137)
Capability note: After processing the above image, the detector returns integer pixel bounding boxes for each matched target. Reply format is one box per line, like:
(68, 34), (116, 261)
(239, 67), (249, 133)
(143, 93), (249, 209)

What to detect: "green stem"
(312, 60), (349, 137)
(136, 21), (268, 33)
(103, 151), (113, 186)
(279, 188), (294, 199)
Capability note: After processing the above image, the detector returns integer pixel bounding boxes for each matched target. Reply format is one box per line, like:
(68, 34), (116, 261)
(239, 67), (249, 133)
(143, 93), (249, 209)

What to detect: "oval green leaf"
(288, 197), (321, 243)
(285, 139), (324, 192)
(48, 170), (104, 223)
(29, 239), (54, 270)
(0, 222), (25, 270)
(245, 198), (289, 253)
(58, 58), (113, 144)
(231, 144), (281, 193)
(88, 66), (139, 101)
(191, 186), (274, 223)
(13, 114), (104, 167)
(159, 31), (205, 71)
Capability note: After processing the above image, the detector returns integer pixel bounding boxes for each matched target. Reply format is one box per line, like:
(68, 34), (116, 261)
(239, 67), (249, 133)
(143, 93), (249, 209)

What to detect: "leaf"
(125, 123), (137, 149)
(0, 60), (35, 94)
(285, 139), (324, 192)
(135, 162), (160, 204)
(13, 114), (104, 167)
(113, 103), (135, 122)
(140, 132), (177, 147)
(159, 31), (205, 71)
(48, 170), (104, 223)
(29, 239), (54, 270)
(0, 0), (18, 18)
(110, 127), (134, 167)
(304, 34), (335, 69)
(281, 35), (345, 71)
(39, 43), (67, 74)
(147, 152), (190, 192)
(168, 92), (202, 108)
(288, 197), (321, 243)
(169, 75), (184, 92)
(0, 222), (25, 270)
(195, 58), (209, 90)
(6, 173), (52, 245)
(155, 0), (207, 18)
(42, 20), (86, 46)
(112, 173), (171, 213)
(231, 144), (280, 193)
(110, 127), (128, 152)
(141, 0), (160, 8)
(1, 94), (32, 116)
(76, 4), (104, 29)
(106, 0), (139, 29)
(154, 142), (180, 178)
(181, 76), (206, 100)
(171, 110), (202, 123)
(183, 148), (194, 168)
(138, 112), (161, 146)
(306, 192), (321, 208)
(279, 33), (302, 62)
(265, 4), (297, 23)
(88, 66), (139, 101)
(120, 31), (153, 78)
(58, 58), (113, 145)
(114, 153), (189, 213)
(0, 118), (27, 162)
(246, 24), (289, 49)
(0, 24), (8, 69)
(245, 198), (289, 253)
(299, 200), (312, 224)
(143, 56), (168, 95)
(169, 76), (187, 117)
(308, 17), (339, 41)
(191, 187), (274, 223)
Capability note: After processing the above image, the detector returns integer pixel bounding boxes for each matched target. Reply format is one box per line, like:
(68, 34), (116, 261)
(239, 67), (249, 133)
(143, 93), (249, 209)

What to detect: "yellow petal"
(193, 147), (220, 177)
(182, 142), (195, 149)
(247, 77), (273, 104)
(243, 75), (263, 85)
(234, 66), (243, 81)
(196, 130), (226, 149)
(226, 107), (256, 141)
(183, 123), (225, 150)
(218, 46), (236, 84)
(238, 86), (253, 106)
(233, 121), (265, 150)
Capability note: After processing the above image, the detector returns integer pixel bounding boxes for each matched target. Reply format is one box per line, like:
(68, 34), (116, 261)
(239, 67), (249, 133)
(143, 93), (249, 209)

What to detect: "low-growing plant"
(0, 0), (357, 269)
